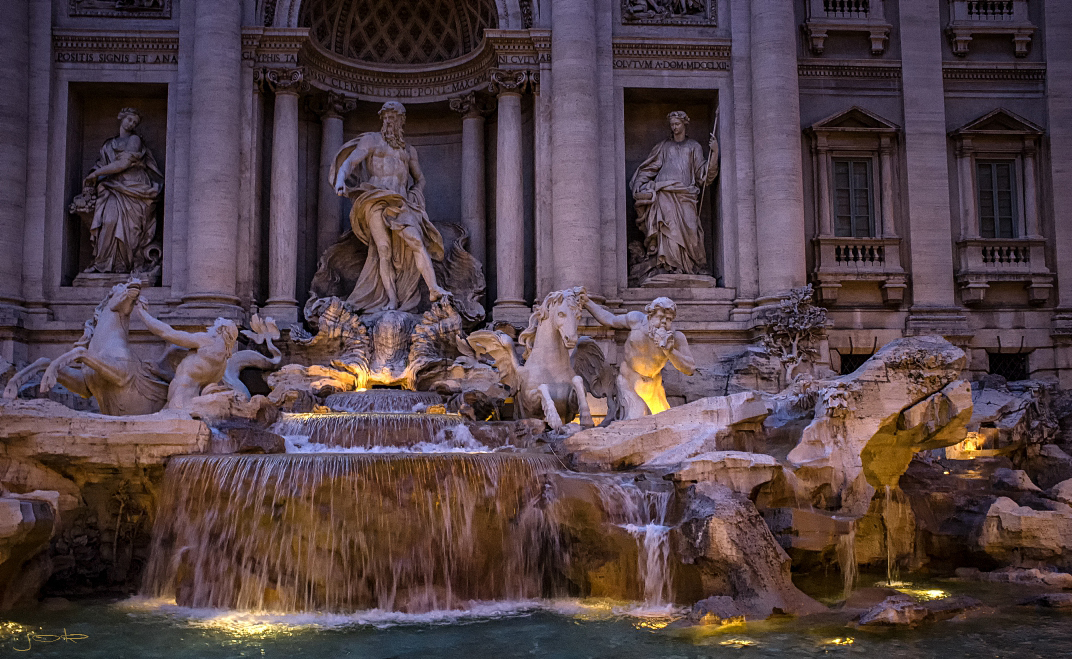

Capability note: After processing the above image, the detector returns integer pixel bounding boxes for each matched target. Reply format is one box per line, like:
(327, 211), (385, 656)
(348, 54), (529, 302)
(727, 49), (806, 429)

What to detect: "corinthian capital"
(449, 91), (496, 118)
(488, 69), (534, 97)
(257, 67), (309, 95)
(311, 91), (357, 119)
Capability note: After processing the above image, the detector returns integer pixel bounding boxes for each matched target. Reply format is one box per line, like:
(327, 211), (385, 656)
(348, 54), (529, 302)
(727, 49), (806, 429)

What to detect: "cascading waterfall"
(273, 411), (466, 449)
(598, 483), (674, 607)
(835, 519), (857, 599)
(325, 390), (444, 413)
(142, 453), (567, 613)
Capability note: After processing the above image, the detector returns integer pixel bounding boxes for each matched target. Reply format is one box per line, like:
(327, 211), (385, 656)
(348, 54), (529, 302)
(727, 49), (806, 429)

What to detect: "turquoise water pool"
(1, 585), (1068, 659)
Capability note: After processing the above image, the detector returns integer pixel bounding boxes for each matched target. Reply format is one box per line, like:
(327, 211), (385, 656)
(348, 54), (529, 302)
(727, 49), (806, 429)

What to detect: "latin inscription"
(613, 59), (728, 71)
(56, 51), (177, 65)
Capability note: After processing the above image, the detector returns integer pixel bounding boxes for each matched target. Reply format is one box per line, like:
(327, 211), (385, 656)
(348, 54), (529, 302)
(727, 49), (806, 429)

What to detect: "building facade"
(1, 0), (1070, 389)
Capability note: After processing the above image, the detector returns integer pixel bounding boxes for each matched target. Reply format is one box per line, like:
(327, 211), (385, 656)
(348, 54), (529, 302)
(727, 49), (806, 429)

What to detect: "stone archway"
(265, 0), (526, 32)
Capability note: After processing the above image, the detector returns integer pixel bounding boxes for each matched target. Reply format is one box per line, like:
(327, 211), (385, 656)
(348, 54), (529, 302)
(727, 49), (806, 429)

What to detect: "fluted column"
(751, 0), (807, 300)
(317, 92), (354, 257)
(0, 0), (29, 307)
(490, 70), (529, 322)
(182, 0), (243, 314)
(263, 69), (306, 324)
(1023, 139), (1040, 238)
(550, 0), (601, 294)
(449, 91), (491, 267)
(879, 136), (897, 238)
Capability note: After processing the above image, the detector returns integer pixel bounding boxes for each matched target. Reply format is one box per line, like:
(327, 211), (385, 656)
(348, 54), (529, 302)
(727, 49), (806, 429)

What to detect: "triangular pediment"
(955, 108), (1043, 136)
(810, 106), (899, 132)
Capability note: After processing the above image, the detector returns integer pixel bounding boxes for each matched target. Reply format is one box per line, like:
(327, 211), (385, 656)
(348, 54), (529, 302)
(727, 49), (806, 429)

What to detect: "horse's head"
(106, 278), (144, 316)
(519, 287), (585, 357)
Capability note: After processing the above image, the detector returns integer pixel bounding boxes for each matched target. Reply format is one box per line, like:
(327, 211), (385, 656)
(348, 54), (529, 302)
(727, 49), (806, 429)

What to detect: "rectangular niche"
(623, 88), (720, 288)
(63, 82), (168, 286)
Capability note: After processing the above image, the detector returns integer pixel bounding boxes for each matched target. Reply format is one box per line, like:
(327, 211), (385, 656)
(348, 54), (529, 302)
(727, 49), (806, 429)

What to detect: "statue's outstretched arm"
(583, 297), (632, 330)
(668, 330), (697, 375)
(135, 306), (203, 350)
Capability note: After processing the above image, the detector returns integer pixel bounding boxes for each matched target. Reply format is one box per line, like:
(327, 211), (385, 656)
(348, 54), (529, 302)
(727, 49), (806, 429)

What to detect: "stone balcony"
(803, 0), (892, 56)
(947, 0), (1036, 57)
(812, 237), (907, 306)
(955, 238), (1053, 305)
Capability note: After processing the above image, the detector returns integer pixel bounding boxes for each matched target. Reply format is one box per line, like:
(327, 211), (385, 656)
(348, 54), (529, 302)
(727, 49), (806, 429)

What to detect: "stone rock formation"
(978, 496), (1072, 568)
(0, 496), (55, 610)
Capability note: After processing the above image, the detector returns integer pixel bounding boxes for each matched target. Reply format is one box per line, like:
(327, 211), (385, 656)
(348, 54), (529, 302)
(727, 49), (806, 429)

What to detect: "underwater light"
(719, 638), (757, 647)
(821, 637), (855, 646)
(893, 586), (948, 601)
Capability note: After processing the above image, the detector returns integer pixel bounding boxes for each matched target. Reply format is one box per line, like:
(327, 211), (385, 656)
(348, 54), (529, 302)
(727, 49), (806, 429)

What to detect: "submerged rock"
(1019, 593), (1072, 609)
(955, 566), (1072, 588)
(856, 593), (983, 626)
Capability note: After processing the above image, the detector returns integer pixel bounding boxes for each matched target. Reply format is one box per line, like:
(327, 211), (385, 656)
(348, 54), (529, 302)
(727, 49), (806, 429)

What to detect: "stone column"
(815, 145), (833, 237)
(449, 91), (491, 267)
(22, 0), (51, 311)
(262, 69), (306, 324)
(1022, 139), (1040, 238)
(532, 32), (554, 300)
(182, 0), (243, 315)
(551, 0), (601, 294)
(1046, 0), (1072, 372)
(490, 70), (529, 322)
(900, 0), (959, 316)
(955, 140), (976, 239)
(879, 135), (897, 238)
(750, 0), (807, 300)
(0, 0), (28, 307)
(317, 92), (355, 257)
(729, 0), (759, 313)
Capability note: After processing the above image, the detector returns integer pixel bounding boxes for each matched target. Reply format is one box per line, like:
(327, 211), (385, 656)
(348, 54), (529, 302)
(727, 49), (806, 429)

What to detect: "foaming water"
(285, 424), (494, 454)
(272, 411), (465, 448)
(142, 453), (567, 613)
(324, 390), (444, 413)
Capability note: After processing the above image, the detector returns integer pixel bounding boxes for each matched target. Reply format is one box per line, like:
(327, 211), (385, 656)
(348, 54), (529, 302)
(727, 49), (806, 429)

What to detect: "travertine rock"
(1051, 478), (1072, 506)
(786, 336), (971, 514)
(993, 467), (1042, 492)
(0, 496), (55, 609)
(856, 594), (983, 627)
(670, 451), (781, 496)
(565, 392), (770, 470)
(0, 399), (210, 467)
(675, 483), (825, 618)
(979, 496), (1072, 567)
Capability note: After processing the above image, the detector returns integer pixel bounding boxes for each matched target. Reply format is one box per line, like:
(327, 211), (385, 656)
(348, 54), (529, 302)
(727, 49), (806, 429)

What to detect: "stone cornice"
(942, 62), (1046, 82)
(53, 29), (179, 66)
(612, 37), (731, 72)
(798, 59), (902, 79)
(244, 27), (546, 103)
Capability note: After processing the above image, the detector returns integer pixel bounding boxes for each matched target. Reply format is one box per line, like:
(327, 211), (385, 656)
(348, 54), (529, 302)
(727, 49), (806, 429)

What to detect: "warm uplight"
(821, 637), (855, 646)
(0, 621), (31, 638)
(633, 618), (672, 630)
(894, 586), (948, 601)
(190, 616), (302, 639)
(719, 638), (757, 647)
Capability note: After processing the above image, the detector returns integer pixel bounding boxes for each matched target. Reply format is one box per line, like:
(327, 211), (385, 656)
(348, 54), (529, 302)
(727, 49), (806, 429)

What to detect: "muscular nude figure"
(581, 294), (696, 419)
(135, 302), (238, 410)
(331, 101), (448, 313)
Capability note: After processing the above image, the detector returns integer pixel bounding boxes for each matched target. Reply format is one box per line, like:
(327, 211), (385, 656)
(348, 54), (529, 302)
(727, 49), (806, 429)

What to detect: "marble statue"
(222, 314), (283, 400)
(630, 109), (719, 279)
(582, 294), (695, 420)
(134, 303), (238, 410)
(71, 108), (162, 275)
(330, 101), (448, 313)
(468, 287), (604, 430)
(2, 279), (170, 415)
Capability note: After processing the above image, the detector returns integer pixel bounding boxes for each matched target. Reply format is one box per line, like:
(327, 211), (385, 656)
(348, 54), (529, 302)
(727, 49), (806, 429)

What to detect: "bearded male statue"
(630, 109), (719, 279)
(330, 101), (449, 313)
(581, 294), (695, 420)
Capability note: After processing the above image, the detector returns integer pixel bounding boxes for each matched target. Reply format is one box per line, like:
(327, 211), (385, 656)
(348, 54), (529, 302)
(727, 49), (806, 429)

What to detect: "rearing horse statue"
(3, 279), (171, 415)
(468, 287), (606, 430)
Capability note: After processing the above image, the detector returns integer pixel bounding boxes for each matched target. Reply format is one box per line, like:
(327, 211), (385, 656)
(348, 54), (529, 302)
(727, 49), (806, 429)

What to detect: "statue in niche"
(629, 109), (719, 285)
(70, 107), (162, 278)
(581, 294), (696, 421)
(330, 101), (449, 313)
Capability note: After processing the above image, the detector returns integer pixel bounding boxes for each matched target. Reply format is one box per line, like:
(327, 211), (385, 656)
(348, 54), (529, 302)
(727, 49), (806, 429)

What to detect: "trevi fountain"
(1, 0), (1072, 657)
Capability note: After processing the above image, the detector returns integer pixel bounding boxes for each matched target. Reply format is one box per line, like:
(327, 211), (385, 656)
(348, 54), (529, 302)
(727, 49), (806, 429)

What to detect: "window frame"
(975, 158), (1020, 240)
(831, 157), (877, 238)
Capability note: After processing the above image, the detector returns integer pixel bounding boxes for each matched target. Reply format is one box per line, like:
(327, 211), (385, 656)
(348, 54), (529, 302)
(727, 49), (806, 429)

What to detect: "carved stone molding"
(258, 67), (309, 95)
(797, 61), (901, 79)
(942, 63), (1046, 82)
(621, 0), (716, 26)
(449, 91), (496, 118)
(612, 37), (731, 72)
(309, 91), (357, 119)
(69, 0), (171, 19)
(53, 30), (179, 66)
(488, 69), (534, 96)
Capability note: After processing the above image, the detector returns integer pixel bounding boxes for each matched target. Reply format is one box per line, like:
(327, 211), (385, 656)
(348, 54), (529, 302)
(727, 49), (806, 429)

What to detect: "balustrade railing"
(833, 241), (885, 266)
(822, 0), (871, 17)
(967, 0), (1015, 19)
(980, 243), (1031, 266)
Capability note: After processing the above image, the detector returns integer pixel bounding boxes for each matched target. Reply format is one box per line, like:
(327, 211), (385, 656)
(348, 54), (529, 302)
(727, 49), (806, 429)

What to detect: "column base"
(261, 299), (300, 326)
(173, 293), (246, 326)
(492, 301), (531, 326)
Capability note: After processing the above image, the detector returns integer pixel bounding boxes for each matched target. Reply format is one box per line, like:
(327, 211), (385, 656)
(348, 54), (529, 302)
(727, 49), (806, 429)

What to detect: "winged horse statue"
(468, 287), (609, 430)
